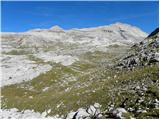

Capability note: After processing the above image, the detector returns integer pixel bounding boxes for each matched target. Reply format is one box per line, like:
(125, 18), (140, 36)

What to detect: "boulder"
(109, 108), (127, 119)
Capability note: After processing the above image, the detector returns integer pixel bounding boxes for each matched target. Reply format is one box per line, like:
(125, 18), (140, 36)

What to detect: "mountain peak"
(114, 22), (126, 25)
(50, 25), (64, 31)
(111, 22), (131, 28)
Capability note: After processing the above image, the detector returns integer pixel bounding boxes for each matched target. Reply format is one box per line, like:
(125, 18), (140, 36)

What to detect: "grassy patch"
(27, 54), (44, 64)
(1, 61), (158, 119)
(3, 49), (30, 55)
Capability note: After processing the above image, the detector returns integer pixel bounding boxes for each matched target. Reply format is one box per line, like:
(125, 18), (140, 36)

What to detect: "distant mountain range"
(2, 22), (147, 47)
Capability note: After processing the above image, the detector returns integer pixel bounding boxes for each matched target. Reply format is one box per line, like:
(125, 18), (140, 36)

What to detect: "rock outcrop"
(66, 103), (102, 119)
(116, 28), (159, 69)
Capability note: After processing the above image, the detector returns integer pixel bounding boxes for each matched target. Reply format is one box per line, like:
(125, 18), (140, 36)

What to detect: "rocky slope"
(63, 28), (159, 119)
(116, 28), (159, 69)
(1, 23), (158, 119)
(1, 22), (147, 87)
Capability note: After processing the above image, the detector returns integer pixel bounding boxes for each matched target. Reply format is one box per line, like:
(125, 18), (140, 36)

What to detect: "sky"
(1, 1), (159, 33)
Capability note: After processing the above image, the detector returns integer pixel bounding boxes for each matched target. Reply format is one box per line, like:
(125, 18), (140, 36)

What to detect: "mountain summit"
(2, 23), (148, 47)
(50, 25), (64, 31)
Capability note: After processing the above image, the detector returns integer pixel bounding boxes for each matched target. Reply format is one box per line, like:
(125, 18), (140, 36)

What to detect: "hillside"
(1, 23), (158, 119)
(65, 27), (159, 119)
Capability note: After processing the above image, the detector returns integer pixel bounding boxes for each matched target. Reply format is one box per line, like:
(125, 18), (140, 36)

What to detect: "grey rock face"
(66, 103), (102, 119)
(116, 28), (159, 69)
(108, 108), (127, 119)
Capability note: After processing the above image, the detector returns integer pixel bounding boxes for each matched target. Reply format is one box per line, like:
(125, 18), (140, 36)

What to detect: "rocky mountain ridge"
(2, 22), (147, 48)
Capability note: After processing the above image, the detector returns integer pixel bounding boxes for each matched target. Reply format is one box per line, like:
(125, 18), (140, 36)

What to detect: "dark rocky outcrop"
(147, 28), (159, 38)
(116, 28), (159, 70)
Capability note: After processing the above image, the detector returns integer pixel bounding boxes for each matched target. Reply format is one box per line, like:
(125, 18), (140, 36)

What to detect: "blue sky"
(1, 1), (159, 33)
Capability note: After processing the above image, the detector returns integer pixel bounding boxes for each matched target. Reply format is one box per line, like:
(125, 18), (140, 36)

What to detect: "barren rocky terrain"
(0, 23), (159, 119)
